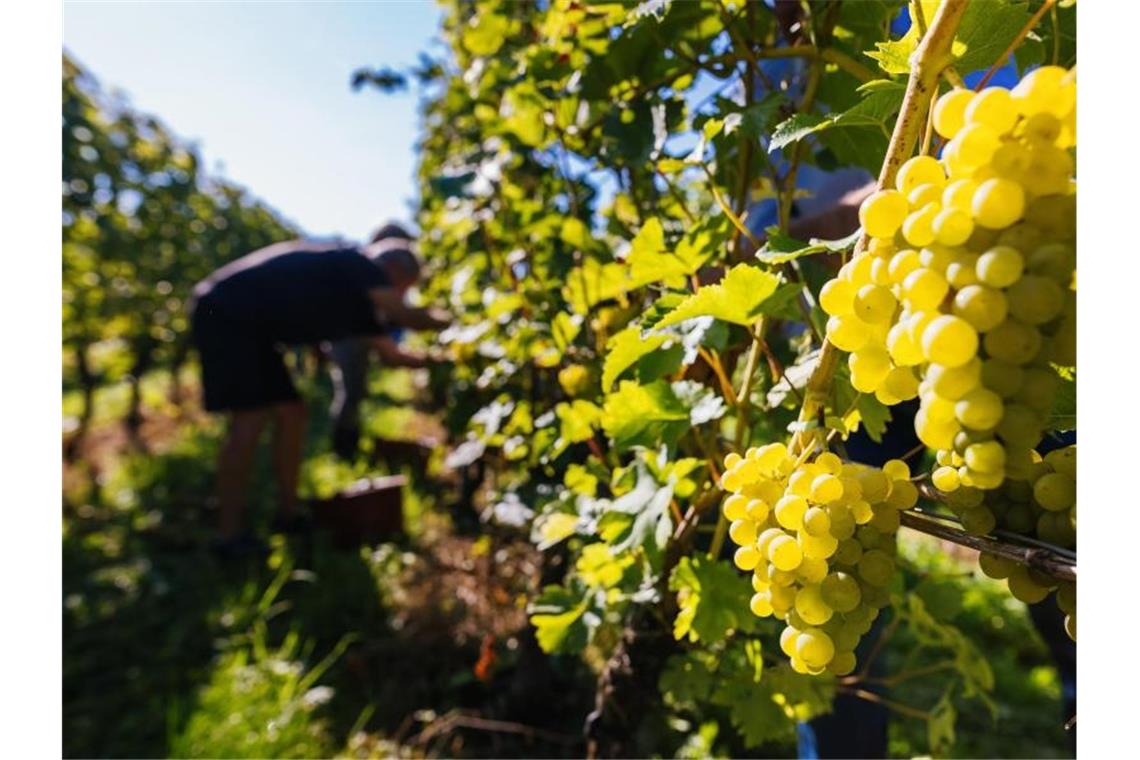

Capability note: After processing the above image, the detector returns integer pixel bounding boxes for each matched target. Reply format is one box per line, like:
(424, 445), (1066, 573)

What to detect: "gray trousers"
(328, 338), (369, 459)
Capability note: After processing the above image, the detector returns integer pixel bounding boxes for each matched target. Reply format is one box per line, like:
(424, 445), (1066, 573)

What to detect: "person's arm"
(368, 287), (451, 331)
(370, 334), (442, 369)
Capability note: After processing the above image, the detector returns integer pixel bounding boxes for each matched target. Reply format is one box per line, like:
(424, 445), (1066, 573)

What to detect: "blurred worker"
(327, 222), (421, 460)
(190, 232), (450, 558)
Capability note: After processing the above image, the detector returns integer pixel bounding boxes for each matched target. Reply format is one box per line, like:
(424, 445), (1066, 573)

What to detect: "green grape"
(908, 182), (943, 210)
(834, 537), (863, 565)
(802, 506), (831, 537)
(757, 527), (788, 558)
(1033, 472), (1076, 511)
(1044, 447), (1076, 479)
(787, 469), (814, 497)
(1015, 368), (1060, 411)
(972, 178), (1026, 229)
(922, 315), (979, 368)
(1027, 243), (1076, 282)
(769, 565), (797, 587)
(903, 268), (950, 310)
(925, 358), (985, 403)
(734, 545), (760, 571)
(885, 480), (919, 510)
(955, 123), (1001, 168)
(870, 505), (901, 532)
(953, 285), (1008, 332)
(745, 499), (770, 523)
(768, 535), (804, 571)
(896, 155), (946, 193)
(817, 452), (843, 474)
(750, 592), (774, 617)
(862, 584), (892, 609)
(1007, 567), (1050, 604)
(881, 366), (920, 403)
(980, 359), (1025, 398)
(810, 474), (844, 504)
(995, 403), (1043, 448)
(956, 387), (1004, 430)
(860, 189), (909, 239)
(849, 347), (891, 393)
(942, 178), (978, 211)
(858, 550), (895, 586)
(794, 586), (835, 628)
(965, 441), (1006, 473)
(801, 533), (839, 560)
(976, 245), (1025, 287)
(983, 319), (1042, 365)
(1022, 111), (1063, 143)
(933, 88), (975, 138)
(820, 278), (856, 316)
(723, 494), (749, 520)
(780, 625), (801, 657)
(887, 322), (924, 366)
(915, 407), (959, 450)
(978, 552), (1016, 579)
(1064, 614), (1075, 641)
(769, 583), (797, 613)
(729, 519), (759, 546)
(946, 255), (981, 289)
(965, 86), (1018, 134)
(960, 506), (997, 534)
(932, 465), (961, 491)
(1006, 275), (1065, 325)
(828, 651), (857, 676)
(855, 284), (897, 324)
(1056, 582), (1076, 614)
(798, 556), (830, 584)
(888, 248), (922, 283)
(933, 206), (974, 246)
(775, 495), (809, 531)
(796, 628), (836, 669)
(902, 203), (939, 247)
(827, 315), (871, 352)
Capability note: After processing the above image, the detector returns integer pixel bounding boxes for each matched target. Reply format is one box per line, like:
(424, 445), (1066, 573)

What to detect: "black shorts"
(191, 302), (299, 413)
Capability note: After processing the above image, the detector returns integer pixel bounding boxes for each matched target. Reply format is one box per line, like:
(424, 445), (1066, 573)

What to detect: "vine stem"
(789, 0), (969, 455)
(835, 686), (932, 722)
(899, 509), (1076, 583)
(975, 0), (1057, 90)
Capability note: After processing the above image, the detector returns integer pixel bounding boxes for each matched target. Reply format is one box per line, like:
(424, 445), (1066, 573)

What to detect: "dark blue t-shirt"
(193, 239), (390, 344)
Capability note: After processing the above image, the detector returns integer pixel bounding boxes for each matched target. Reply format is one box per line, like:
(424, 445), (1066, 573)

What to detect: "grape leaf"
(602, 326), (669, 391)
(769, 81), (904, 153)
(556, 400), (603, 444)
(1048, 369), (1075, 432)
(756, 227), (861, 265)
(563, 257), (630, 314)
(654, 263), (782, 329)
(576, 543), (635, 589)
(669, 555), (753, 645)
(529, 586), (593, 654)
(602, 380), (691, 449)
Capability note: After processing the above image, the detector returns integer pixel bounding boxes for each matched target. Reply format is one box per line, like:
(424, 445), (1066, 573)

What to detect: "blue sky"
(64, 1), (444, 240)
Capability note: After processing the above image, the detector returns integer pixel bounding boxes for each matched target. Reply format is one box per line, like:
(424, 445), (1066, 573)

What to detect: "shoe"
(271, 511), (316, 536)
(210, 532), (271, 560)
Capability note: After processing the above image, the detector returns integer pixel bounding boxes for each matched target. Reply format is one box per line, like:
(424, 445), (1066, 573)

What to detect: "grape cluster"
(720, 444), (918, 674)
(821, 66), (1076, 491)
(936, 444), (1076, 640)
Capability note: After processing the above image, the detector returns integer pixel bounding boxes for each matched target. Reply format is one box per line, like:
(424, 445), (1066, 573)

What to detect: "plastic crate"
(312, 474), (406, 549)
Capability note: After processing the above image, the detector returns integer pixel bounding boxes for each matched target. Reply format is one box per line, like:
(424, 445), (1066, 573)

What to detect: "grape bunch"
(720, 444), (918, 675)
(821, 66), (1076, 491)
(936, 444), (1076, 640)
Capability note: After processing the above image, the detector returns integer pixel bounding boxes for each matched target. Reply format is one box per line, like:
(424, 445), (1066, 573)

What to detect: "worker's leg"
(217, 408), (269, 540)
(329, 339), (368, 460)
(273, 399), (307, 520)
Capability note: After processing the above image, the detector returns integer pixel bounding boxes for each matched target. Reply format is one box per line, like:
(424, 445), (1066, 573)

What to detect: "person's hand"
(426, 307), (453, 330)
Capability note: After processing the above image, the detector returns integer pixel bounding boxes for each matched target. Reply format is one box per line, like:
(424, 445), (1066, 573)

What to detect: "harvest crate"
(312, 474), (406, 549)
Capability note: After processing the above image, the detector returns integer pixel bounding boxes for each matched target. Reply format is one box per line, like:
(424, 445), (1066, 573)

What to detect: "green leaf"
(576, 543), (635, 589)
(529, 586), (592, 654)
(564, 463), (599, 497)
(654, 264), (782, 329)
(669, 556), (753, 645)
(562, 257), (630, 315)
(1048, 368), (1075, 432)
(952, 0), (1033, 75)
(597, 462), (675, 554)
(556, 400), (603, 444)
(756, 227), (862, 265)
(602, 326), (669, 391)
(602, 380), (691, 449)
(462, 11), (511, 56)
(928, 687), (958, 758)
(769, 81), (904, 153)
(626, 216), (715, 290)
(551, 312), (582, 353)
